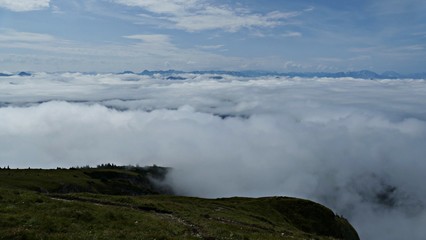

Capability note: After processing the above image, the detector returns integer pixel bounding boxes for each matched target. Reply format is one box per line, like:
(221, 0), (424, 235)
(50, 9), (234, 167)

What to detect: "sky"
(0, 0), (425, 73)
(1, 72), (426, 240)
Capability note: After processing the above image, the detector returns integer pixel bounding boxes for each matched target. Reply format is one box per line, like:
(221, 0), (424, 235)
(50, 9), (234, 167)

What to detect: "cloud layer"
(1, 73), (426, 240)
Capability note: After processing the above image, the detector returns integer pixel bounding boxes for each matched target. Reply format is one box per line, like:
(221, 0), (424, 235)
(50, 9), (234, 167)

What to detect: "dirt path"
(48, 194), (206, 239)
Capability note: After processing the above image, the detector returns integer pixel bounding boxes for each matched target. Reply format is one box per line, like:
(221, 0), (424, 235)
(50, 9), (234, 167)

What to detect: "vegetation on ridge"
(0, 165), (360, 240)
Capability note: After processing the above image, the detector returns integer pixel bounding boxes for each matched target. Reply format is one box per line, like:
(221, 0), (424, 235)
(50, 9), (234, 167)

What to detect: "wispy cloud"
(368, 0), (426, 16)
(196, 44), (224, 50)
(0, 29), (56, 42)
(113, 0), (198, 15)
(114, 0), (302, 32)
(350, 44), (425, 56)
(0, 29), (308, 72)
(399, 45), (424, 51)
(282, 31), (302, 38)
(124, 34), (171, 43)
(0, 0), (50, 12)
(412, 31), (426, 37)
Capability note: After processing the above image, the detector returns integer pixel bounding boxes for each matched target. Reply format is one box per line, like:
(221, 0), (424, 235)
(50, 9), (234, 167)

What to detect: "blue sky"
(0, 0), (425, 73)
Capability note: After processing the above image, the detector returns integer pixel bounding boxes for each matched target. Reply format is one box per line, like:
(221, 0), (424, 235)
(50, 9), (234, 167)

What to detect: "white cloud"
(196, 44), (224, 50)
(114, 0), (198, 14)
(171, 7), (288, 32)
(369, 0), (426, 15)
(124, 34), (170, 43)
(0, 0), (50, 12)
(282, 31), (302, 38)
(400, 45), (424, 51)
(0, 30), (55, 42)
(0, 29), (307, 72)
(1, 74), (426, 240)
(114, 0), (301, 32)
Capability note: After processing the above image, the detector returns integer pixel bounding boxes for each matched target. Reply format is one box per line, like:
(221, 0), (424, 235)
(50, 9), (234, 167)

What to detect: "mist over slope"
(1, 72), (426, 240)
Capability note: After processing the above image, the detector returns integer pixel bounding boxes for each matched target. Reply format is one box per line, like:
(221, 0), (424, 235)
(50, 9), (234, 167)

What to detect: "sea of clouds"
(1, 72), (426, 239)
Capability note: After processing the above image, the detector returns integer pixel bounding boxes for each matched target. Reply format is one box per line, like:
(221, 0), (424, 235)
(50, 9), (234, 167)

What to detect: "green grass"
(0, 166), (170, 195)
(0, 167), (359, 240)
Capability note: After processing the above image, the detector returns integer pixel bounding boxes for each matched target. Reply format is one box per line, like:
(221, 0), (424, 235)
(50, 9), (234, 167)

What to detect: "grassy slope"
(0, 167), (359, 240)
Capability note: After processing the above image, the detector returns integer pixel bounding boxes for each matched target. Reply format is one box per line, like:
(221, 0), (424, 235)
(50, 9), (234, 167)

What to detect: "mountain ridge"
(2, 70), (426, 79)
(132, 69), (426, 79)
(0, 165), (360, 240)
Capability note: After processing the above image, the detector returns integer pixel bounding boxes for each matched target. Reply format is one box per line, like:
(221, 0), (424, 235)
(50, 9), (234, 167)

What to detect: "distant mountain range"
(2, 70), (426, 79)
(0, 71), (32, 77)
(124, 70), (426, 79)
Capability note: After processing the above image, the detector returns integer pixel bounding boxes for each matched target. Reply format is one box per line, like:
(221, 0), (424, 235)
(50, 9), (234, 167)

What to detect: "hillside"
(0, 166), (360, 240)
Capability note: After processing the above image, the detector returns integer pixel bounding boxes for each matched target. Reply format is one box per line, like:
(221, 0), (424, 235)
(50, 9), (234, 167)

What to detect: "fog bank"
(1, 73), (426, 239)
